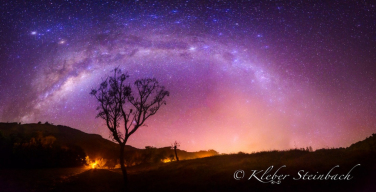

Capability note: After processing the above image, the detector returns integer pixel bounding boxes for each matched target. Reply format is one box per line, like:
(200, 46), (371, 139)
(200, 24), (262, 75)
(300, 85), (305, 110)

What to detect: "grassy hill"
(347, 133), (376, 152)
(50, 145), (376, 192)
(1, 122), (375, 191)
(0, 122), (218, 162)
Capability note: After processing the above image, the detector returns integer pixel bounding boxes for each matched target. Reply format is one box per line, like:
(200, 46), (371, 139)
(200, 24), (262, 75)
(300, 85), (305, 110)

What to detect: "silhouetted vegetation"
(172, 141), (180, 161)
(0, 130), (86, 168)
(1, 122), (375, 192)
(0, 123), (218, 169)
(123, 147), (168, 167)
(143, 146), (168, 164)
(348, 133), (376, 152)
(90, 67), (169, 189)
(48, 139), (376, 192)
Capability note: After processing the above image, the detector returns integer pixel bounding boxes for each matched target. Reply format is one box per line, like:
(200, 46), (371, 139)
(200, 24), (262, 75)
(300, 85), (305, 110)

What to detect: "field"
(0, 167), (87, 192)
(1, 149), (375, 192)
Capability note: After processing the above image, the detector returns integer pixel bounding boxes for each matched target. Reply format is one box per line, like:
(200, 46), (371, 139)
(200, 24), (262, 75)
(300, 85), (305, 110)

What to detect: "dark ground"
(2, 149), (376, 192)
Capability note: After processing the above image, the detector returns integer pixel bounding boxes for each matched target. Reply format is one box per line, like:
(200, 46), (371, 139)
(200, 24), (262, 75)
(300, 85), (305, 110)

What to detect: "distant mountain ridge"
(0, 122), (218, 161)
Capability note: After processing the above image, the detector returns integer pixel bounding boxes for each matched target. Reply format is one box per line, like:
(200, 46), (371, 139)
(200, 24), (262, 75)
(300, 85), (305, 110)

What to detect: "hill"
(0, 122), (218, 162)
(347, 133), (376, 152)
(5, 138), (373, 192)
(1, 123), (375, 191)
(53, 142), (376, 192)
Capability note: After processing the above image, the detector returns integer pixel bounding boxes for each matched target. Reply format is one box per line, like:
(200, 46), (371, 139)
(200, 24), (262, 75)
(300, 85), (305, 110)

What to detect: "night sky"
(1, 0), (375, 153)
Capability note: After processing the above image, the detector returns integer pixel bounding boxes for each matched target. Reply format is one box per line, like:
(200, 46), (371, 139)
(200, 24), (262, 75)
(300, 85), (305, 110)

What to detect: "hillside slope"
(347, 133), (376, 152)
(0, 122), (218, 161)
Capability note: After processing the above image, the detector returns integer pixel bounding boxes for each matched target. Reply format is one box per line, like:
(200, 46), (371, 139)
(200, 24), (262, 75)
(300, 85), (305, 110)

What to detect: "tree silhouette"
(172, 141), (180, 161)
(90, 68), (169, 190)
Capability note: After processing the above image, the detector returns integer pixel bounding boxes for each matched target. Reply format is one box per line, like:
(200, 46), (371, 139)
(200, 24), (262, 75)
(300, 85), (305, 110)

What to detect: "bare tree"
(90, 68), (169, 190)
(172, 141), (180, 161)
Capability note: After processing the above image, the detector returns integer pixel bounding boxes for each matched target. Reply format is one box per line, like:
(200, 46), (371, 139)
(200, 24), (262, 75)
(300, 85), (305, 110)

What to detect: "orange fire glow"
(86, 156), (107, 169)
(162, 159), (171, 163)
(90, 161), (98, 169)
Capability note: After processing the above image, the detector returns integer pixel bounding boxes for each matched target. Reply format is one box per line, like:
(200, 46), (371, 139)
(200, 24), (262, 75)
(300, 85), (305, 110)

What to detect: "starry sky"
(1, 0), (375, 153)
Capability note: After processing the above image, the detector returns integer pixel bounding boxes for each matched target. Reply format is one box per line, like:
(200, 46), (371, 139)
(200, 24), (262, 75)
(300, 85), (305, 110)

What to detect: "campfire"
(86, 156), (107, 169)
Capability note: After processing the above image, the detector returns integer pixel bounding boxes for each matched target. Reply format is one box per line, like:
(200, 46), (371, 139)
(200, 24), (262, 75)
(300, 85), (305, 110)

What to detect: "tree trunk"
(174, 146), (179, 161)
(120, 144), (128, 190)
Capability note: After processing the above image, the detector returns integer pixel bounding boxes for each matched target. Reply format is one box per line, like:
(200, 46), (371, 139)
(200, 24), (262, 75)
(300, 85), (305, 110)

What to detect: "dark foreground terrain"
(1, 125), (376, 192)
(1, 147), (376, 192)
